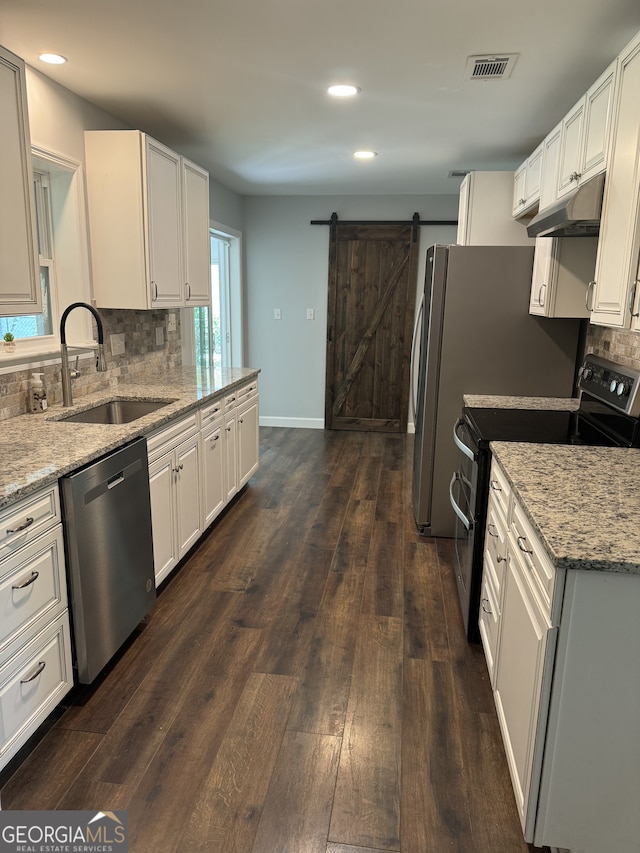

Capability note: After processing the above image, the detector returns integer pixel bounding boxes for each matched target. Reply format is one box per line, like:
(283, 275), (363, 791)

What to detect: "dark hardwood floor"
(0, 427), (548, 852)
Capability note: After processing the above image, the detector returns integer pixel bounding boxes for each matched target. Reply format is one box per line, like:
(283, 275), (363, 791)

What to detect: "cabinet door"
(182, 158), (211, 307)
(145, 138), (183, 308)
(538, 124), (561, 211)
(493, 542), (555, 837)
(456, 174), (471, 244)
(556, 97), (585, 199)
(591, 33), (640, 329)
(581, 60), (617, 182)
(512, 161), (528, 217)
(0, 47), (41, 316)
(526, 145), (543, 208)
(237, 396), (259, 489)
(175, 435), (201, 558)
(529, 238), (555, 316)
(201, 423), (225, 528)
(224, 414), (238, 503)
(148, 450), (177, 585)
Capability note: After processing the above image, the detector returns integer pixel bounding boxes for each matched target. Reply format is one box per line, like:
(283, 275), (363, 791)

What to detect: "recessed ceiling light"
(353, 150), (377, 160)
(327, 84), (360, 97)
(38, 53), (67, 65)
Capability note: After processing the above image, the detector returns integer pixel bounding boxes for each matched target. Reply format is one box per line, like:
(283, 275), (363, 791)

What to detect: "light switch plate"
(306, 308), (315, 320)
(274, 308), (282, 320)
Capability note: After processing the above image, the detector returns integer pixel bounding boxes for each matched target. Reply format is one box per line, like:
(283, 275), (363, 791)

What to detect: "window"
(210, 232), (231, 369)
(0, 169), (54, 342)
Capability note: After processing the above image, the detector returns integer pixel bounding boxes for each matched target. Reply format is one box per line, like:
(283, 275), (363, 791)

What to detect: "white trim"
(259, 416), (324, 429)
(407, 420), (416, 434)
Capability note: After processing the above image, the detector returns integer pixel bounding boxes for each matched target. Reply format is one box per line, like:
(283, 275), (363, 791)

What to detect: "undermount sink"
(57, 398), (176, 425)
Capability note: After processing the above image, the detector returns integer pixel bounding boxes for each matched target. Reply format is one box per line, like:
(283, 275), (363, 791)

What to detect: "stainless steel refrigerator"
(411, 244), (582, 538)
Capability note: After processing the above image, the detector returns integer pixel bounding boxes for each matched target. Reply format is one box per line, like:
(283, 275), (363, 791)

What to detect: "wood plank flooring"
(0, 427), (548, 853)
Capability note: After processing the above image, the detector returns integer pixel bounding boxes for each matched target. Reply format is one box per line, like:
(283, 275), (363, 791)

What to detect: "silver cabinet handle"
(6, 516), (34, 535)
(210, 435), (220, 445)
(496, 553), (506, 563)
(517, 536), (533, 554)
(481, 599), (492, 615)
(185, 282), (191, 301)
(487, 523), (498, 538)
(538, 283), (547, 307)
(173, 464), (184, 473)
(152, 281), (158, 300)
(629, 280), (640, 318)
(12, 570), (40, 590)
(586, 280), (596, 311)
(20, 661), (46, 683)
(490, 480), (501, 492)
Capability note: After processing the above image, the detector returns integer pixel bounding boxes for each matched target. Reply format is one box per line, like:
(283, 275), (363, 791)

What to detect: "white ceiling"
(2, 0), (640, 196)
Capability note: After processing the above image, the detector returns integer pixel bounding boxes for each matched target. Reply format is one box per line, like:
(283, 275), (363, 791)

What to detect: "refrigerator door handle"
(449, 472), (473, 531)
(453, 418), (477, 462)
(410, 295), (425, 421)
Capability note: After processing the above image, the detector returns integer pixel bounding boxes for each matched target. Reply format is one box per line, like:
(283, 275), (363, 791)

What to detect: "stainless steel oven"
(450, 353), (640, 642)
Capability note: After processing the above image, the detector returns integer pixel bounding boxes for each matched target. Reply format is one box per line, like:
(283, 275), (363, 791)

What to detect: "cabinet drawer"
(236, 380), (258, 407)
(0, 485), (61, 562)
(488, 460), (511, 520)
(0, 612), (73, 768)
(200, 396), (224, 428)
(0, 526), (67, 661)
(147, 412), (198, 460)
(479, 568), (501, 685)
(485, 497), (508, 594)
(510, 500), (556, 616)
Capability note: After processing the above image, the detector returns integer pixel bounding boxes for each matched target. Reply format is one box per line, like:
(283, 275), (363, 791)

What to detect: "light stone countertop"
(0, 365), (259, 509)
(491, 441), (640, 575)
(463, 394), (580, 411)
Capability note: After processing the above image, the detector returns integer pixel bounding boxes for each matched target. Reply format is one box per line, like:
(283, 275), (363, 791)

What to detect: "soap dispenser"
(29, 372), (48, 413)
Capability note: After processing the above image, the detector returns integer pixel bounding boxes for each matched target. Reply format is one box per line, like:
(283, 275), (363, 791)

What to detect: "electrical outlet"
(156, 326), (164, 346)
(167, 313), (177, 332)
(274, 308), (282, 320)
(306, 308), (315, 320)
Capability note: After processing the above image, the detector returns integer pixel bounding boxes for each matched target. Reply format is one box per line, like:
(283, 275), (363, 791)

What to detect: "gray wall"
(244, 195), (458, 428)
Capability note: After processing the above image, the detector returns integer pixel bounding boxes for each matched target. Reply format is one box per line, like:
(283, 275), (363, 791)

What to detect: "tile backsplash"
(0, 308), (182, 420)
(585, 324), (640, 371)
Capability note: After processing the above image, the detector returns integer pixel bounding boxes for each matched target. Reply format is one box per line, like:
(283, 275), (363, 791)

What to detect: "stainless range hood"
(527, 172), (605, 237)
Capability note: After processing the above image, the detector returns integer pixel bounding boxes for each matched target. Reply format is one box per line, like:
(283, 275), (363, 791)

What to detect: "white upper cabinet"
(529, 237), (596, 318)
(181, 158), (211, 307)
(538, 123), (562, 212)
(458, 171), (532, 245)
(590, 32), (640, 329)
(85, 130), (211, 310)
(512, 144), (543, 218)
(556, 60), (617, 200)
(0, 46), (41, 317)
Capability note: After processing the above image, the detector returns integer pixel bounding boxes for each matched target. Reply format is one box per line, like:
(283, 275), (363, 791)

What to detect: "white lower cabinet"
(148, 414), (202, 586)
(0, 484), (73, 772)
(148, 378), (259, 586)
(483, 457), (640, 852)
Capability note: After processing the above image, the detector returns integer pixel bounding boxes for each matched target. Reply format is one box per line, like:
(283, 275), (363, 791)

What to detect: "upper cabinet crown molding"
(0, 45), (41, 317)
(84, 130), (211, 311)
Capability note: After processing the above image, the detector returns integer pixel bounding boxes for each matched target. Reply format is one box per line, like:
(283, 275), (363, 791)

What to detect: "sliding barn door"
(325, 219), (419, 432)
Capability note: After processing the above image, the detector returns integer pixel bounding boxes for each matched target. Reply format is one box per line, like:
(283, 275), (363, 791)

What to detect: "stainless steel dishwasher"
(60, 437), (156, 683)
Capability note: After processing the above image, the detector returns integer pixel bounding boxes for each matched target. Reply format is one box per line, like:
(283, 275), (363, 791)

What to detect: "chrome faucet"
(60, 302), (107, 406)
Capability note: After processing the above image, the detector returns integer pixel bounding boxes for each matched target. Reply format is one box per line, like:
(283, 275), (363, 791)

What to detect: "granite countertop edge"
(463, 394), (580, 411)
(490, 441), (640, 576)
(0, 366), (260, 509)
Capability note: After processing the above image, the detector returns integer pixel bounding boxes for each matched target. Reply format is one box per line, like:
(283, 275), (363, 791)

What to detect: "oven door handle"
(449, 472), (473, 531)
(453, 418), (477, 462)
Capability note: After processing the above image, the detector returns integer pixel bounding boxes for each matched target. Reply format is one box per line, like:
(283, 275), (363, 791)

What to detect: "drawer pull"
(20, 661), (46, 684)
(12, 570), (40, 590)
(489, 480), (501, 492)
(497, 553), (506, 563)
(517, 536), (533, 555)
(487, 523), (498, 538)
(6, 516), (34, 535)
(481, 599), (492, 615)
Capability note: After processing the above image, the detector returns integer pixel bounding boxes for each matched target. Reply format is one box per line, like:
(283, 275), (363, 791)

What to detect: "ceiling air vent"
(464, 54), (518, 81)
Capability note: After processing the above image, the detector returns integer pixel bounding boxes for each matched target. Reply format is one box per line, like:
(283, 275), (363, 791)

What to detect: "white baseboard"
(259, 416), (325, 429)
(407, 420), (415, 434)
